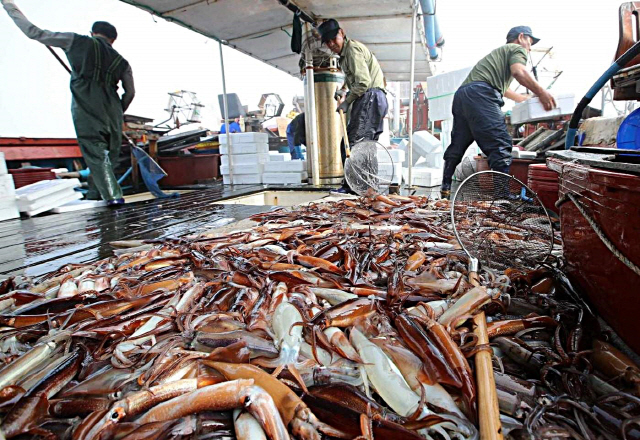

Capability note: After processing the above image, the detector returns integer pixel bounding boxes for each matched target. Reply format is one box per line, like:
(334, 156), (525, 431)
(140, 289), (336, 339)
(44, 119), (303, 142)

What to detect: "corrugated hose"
(565, 40), (640, 149)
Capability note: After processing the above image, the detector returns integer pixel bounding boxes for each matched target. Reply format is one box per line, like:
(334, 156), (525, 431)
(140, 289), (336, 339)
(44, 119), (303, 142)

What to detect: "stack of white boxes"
(426, 67), (472, 122)
(220, 133), (269, 184)
(16, 178), (82, 217)
(0, 153), (20, 221)
(263, 159), (308, 184)
(268, 151), (291, 162)
(377, 147), (404, 185)
(399, 132), (444, 188)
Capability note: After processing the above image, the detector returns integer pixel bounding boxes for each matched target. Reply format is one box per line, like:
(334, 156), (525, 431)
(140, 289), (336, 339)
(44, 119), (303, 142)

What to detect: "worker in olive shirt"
(2, 0), (135, 206)
(441, 26), (556, 198)
(319, 19), (388, 193)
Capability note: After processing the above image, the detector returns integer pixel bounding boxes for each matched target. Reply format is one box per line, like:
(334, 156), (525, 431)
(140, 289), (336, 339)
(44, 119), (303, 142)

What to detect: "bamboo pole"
(473, 310), (503, 440)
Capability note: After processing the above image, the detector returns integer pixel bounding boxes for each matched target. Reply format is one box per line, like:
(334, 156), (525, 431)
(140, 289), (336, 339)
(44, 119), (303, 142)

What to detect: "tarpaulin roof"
(118, 0), (433, 81)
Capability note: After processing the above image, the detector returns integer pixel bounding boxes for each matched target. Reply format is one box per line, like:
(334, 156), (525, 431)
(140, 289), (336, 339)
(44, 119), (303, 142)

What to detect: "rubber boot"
(440, 160), (458, 199)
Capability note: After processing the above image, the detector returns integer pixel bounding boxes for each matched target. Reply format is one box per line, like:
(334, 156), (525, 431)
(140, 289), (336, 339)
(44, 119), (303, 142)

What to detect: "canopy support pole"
(304, 22), (321, 186)
(219, 40), (233, 183)
(407, 1), (417, 191)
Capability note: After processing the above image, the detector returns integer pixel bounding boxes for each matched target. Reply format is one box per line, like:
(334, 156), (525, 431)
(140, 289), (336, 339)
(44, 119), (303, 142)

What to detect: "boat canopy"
(118, 0), (434, 81)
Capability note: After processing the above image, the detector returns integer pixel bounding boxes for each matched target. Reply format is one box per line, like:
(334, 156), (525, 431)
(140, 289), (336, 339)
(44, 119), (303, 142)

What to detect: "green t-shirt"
(461, 44), (528, 96)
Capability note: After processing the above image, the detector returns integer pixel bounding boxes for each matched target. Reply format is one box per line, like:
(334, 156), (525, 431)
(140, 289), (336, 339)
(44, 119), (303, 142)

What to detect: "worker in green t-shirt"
(441, 26), (556, 199)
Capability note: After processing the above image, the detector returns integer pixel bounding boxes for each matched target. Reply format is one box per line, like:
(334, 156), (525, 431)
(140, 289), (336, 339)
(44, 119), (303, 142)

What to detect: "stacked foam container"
(268, 152), (291, 162)
(426, 67), (472, 122)
(399, 131), (444, 187)
(377, 147), (404, 185)
(220, 133), (269, 184)
(0, 153), (20, 221)
(263, 158), (308, 184)
(16, 178), (82, 217)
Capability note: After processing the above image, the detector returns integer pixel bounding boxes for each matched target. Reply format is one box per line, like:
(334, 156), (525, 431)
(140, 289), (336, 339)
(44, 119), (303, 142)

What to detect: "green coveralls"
(66, 36), (130, 201)
(3, 2), (135, 201)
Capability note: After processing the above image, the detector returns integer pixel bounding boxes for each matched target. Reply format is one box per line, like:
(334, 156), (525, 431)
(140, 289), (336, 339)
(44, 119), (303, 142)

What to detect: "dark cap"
(92, 21), (118, 40)
(318, 19), (340, 43)
(506, 26), (539, 45)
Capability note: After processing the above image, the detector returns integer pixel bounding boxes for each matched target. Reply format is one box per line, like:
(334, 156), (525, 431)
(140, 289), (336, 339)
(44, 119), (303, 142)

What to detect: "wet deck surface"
(0, 183), (441, 278)
(0, 184), (277, 277)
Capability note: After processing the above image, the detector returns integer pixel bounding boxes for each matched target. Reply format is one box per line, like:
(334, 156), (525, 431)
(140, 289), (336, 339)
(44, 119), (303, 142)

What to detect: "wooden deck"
(0, 184), (272, 277)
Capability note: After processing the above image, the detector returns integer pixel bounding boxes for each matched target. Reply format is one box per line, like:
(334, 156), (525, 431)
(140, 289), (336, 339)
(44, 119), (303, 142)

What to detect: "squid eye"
(111, 411), (119, 419)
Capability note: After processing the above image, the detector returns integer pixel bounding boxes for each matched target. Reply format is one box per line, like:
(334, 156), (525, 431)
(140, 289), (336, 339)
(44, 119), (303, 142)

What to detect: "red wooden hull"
(549, 158), (640, 353)
(0, 137), (82, 161)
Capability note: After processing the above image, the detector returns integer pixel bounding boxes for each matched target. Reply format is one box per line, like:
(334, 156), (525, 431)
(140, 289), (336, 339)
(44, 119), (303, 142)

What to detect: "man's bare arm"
(511, 63), (556, 110)
(504, 89), (531, 103)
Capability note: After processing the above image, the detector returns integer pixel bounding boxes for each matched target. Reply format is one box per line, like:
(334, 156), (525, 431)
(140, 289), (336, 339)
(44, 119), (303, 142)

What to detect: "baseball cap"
(506, 26), (540, 45)
(318, 19), (340, 43)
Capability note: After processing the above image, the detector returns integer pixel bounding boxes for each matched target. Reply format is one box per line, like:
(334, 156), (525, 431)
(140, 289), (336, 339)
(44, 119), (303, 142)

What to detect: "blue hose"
(419, 0), (442, 60)
(566, 41), (640, 149)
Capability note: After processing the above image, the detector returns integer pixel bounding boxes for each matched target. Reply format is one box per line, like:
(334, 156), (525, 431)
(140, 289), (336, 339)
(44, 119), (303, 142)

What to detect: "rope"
(565, 193), (640, 277)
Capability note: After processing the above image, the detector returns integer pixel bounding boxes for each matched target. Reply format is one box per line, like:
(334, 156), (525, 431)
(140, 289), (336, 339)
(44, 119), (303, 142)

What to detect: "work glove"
(334, 89), (347, 101)
(336, 100), (349, 114)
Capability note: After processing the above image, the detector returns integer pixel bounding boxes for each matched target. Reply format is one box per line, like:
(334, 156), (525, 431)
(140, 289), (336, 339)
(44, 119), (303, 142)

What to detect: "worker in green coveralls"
(2, 0), (135, 206)
(319, 18), (388, 194)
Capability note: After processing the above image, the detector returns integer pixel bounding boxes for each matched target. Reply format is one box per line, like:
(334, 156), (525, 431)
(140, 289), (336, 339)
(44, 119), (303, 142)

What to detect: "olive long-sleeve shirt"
(339, 37), (385, 105)
(3, 2), (135, 111)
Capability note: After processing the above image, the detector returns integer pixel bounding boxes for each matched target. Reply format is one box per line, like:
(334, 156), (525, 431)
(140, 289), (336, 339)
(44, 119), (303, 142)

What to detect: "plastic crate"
(9, 168), (55, 188)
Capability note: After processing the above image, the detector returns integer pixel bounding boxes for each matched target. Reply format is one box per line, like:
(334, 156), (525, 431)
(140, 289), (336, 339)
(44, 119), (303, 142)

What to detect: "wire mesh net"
(344, 141), (393, 196)
(450, 171), (554, 270)
(301, 30), (333, 67)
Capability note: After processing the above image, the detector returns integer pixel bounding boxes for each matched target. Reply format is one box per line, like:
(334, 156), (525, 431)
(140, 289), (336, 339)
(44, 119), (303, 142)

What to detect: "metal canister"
(304, 69), (345, 184)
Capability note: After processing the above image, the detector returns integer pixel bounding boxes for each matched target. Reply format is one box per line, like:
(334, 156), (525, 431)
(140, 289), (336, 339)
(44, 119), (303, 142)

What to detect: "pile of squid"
(0, 193), (638, 440)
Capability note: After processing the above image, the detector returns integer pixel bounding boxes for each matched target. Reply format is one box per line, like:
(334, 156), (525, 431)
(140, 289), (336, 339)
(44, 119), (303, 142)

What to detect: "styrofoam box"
(222, 174), (262, 185)
(426, 67), (473, 100)
(221, 163), (264, 175)
(18, 187), (79, 211)
(264, 160), (307, 173)
(20, 190), (82, 217)
(398, 133), (443, 167)
(221, 153), (269, 167)
(0, 174), (15, 197)
(427, 67), (473, 121)
(378, 148), (405, 164)
(269, 152), (291, 162)
(512, 150), (537, 159)
(378, 163), (402, 185)
(263, 171), (308, 184)
(220, 143), (269, 155)
(402, 167), (443, 187)
(0, 196), (19, 221)
(16, 178), (80, 202)
(0, 153), (7, 175)
(219, 132), (269, 145)
(511, 94), (575, 124)
(52, 199), (107, 213)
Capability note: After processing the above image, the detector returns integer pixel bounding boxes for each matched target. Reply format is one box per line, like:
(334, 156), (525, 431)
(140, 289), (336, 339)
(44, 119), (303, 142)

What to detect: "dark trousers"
(340, 88), (388, 187)
(442, 81), (513, 189)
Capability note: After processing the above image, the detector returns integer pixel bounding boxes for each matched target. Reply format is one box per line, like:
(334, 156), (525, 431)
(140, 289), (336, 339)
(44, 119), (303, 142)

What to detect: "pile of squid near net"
(0, 194), (638, 440)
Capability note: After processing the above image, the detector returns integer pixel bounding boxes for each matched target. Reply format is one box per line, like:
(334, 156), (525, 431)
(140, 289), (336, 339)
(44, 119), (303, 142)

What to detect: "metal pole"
(393, 86), (400, 133)
(407, 2), (417, 190)
(219, 40), (233, 183)
(304, 22), (321, 186)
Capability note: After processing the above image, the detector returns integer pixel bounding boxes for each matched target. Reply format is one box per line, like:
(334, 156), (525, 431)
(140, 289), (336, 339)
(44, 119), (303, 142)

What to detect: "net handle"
(339, 108), (351, 157)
